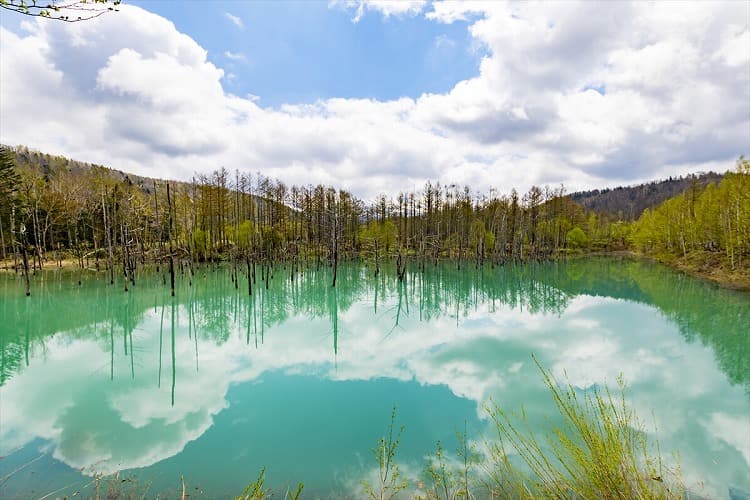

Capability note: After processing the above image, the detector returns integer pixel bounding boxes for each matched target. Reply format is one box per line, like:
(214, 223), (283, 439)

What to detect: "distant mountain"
(9, 145), (167, 196)
(569, 172), (725, 220)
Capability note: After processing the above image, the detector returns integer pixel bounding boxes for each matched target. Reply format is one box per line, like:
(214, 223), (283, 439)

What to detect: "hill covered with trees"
(628, 159), (750, 288)
(569, 172), (725, 220)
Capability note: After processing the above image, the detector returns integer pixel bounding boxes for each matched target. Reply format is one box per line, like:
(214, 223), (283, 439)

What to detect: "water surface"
(0, 257), (748, 498)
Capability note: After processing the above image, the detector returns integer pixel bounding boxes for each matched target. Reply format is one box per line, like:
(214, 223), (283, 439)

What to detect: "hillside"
(569, 172), (725, 220)
(10, 145), (178, 196)
(6, 145), (283, 214)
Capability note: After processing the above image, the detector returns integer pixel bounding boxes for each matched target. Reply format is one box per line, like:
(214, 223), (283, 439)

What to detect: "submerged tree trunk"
(332, 221), (338, 288)
(10, 205), (18, 273)
(396, 249), (406, 282)
(31, 200), (43, 271)
(0, 217), (6, 270)
(102, 191), (115, 285)
(120, 222), (129, 292)
(21, 228), (30, 296)
(167, 182), (175, 297)
(374, 239), (380, 277)
(246, 255), (253, 296)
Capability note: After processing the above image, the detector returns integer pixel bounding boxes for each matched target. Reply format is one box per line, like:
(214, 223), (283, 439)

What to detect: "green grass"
(235, 467), (304, 500)
(407, 357), (682, 500)
(481, 356), (682, 499)
(362, 405), (409, 500)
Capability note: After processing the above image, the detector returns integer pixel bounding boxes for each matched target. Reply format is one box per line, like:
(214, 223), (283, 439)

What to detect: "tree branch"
(0, 0), (120, 22)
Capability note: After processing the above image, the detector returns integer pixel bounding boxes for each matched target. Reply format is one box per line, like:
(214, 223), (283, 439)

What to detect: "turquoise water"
(0, 257), (748, 498)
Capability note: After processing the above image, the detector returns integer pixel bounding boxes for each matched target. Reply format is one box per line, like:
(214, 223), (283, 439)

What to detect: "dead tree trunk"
(0, 216), (7, 271)
(10, 205), (19, 273)
(167, 182), (175, 297)
(20, 226), (30, 296)
(102, 191), (115, 285)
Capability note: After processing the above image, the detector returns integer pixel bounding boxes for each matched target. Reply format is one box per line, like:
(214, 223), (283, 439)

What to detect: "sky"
(0, 0), (748, 200)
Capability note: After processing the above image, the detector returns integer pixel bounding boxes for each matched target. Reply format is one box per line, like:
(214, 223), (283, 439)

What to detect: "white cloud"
(706, 413), (750, 467)
(433, 34), (455, 49)
(0, 2), (748, 201)
(224, 50), (246, 61)
(716, 27), (750, 67)
(332, 0), (427, 23)
(224, 11), (244, 29)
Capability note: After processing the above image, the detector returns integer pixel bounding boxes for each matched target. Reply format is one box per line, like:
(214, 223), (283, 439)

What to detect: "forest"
(0, 145), (748, 294)
(570, 171), (725, 219)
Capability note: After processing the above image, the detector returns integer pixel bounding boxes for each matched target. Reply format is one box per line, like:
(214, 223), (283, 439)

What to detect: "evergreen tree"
(0, 146), (21, 268)
(0, 145), (20, 209)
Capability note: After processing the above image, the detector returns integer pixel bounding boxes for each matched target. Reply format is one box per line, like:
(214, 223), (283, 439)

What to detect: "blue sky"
(128, 1), (483, 107)
(0, 1), (748, 198)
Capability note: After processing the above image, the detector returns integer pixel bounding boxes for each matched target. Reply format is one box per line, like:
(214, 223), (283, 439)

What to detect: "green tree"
(0, 146), (20, 209)
(0, 146), (21, 265)
(566, 226), (589, 250)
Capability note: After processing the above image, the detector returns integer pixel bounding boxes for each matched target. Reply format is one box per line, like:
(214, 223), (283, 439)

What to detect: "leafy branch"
(0, 0), (120, 22)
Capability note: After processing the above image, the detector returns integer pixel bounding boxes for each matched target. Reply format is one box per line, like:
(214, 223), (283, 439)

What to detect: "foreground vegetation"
(359, 359), (680, 500)
(482, 361), (680, 499)
(0, 146), (747, 294)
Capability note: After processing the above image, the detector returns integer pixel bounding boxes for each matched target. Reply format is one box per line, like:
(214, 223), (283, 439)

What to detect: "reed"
(482, 356), (682, 499)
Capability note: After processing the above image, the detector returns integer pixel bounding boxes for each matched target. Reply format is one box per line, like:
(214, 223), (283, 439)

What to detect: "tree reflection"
(0, 258), (748, 393)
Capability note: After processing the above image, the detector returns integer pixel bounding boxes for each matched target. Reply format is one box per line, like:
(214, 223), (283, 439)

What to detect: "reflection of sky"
(0, 268), (748, 498)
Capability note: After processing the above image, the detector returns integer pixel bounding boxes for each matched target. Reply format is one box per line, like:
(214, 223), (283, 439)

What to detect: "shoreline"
(0, 258), (104, 274)
(572, 250), (750, 292)
(2, 251), (748, 292)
